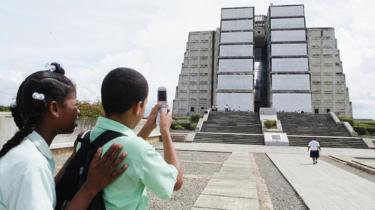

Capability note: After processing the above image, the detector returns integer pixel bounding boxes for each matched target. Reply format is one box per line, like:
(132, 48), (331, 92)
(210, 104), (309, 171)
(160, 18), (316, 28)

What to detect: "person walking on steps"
(224, 104), (229, 112)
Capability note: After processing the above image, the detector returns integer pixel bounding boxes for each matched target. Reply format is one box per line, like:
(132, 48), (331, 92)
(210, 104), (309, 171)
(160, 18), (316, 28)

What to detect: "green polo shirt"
(0, 131), (56, 210)
(89, 117), (178, 210)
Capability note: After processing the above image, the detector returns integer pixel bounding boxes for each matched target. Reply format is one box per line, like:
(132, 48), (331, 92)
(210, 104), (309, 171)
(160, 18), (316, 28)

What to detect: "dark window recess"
(190, 107), (195, 112)
(201, 107), (205, 110)
(326, 109), (330, 113)
(315, 109), (319, 114)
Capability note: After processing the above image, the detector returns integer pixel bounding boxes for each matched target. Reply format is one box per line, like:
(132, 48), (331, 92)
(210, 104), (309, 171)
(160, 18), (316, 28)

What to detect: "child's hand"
(146, 104), (160, 128)
(84, 144), (128, 193)
(159, 107), (172, 133)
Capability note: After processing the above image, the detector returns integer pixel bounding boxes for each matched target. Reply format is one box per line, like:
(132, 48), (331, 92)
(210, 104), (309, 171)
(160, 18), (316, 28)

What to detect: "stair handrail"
(329, 111), (358, 137)
(196, 108), (211, 132)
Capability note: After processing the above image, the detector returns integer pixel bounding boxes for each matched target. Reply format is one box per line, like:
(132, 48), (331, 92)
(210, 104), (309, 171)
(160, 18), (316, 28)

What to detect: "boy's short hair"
(101, 67), (148, 115)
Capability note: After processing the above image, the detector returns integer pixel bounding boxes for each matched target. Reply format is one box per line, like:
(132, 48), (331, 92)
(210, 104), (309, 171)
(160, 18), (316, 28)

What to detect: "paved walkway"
(162, 143), (375, 209)
(353, 158), (375, 169)
(268, 153), (375, 210)
(192, 152), (260, 210)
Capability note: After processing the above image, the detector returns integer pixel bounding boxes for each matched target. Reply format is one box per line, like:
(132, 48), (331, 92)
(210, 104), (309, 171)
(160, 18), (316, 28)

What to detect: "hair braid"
(0, 127), (33, 158)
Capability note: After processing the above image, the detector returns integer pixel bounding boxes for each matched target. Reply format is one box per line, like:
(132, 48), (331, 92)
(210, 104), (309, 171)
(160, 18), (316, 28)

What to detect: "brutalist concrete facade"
(267, 5), (312, 112)
(308, 28), (353, 117)
(173, 4), (353, 117)
(172, 31), (216, 115)
(216, 7), (255, 112)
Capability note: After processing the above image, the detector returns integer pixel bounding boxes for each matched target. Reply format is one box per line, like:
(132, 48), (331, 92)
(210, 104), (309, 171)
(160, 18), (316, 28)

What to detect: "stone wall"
(0, 112), (98, 146)
(0, 112), (160, 147)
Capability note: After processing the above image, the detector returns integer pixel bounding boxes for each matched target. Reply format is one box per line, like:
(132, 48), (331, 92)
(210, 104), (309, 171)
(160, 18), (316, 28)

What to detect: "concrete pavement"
(268, 153), (375, 210)
(192, 152), (260, 210)
(161, 143), (375, 210)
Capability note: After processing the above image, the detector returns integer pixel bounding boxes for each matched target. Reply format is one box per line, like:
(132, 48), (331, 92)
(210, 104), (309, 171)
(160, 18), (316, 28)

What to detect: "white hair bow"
(45, 63), (56, 72)
(32, 92), (45, 101)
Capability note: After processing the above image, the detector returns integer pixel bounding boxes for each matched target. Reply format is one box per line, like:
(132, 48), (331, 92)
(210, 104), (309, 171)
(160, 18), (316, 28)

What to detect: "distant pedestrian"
(308, 139), (321, 164)
(224, 104), (229, 112)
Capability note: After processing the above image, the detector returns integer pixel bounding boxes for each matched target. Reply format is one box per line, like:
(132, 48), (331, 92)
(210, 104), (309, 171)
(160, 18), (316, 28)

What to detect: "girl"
(0, 63), (127, 210)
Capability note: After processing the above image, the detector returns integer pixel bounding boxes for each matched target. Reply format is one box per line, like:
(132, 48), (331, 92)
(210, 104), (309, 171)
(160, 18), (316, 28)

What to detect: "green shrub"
(264, 120), (277, 129)
(77, 100), (104, 117)
(189, 114), (202, 123)
(173, 116), (189, 121)
(189, 122), (197, 130)
(355, 122), (367, 128)
(0, 106), (10, 112)
(353, 126), (368, 135)
(171, 119), (197, 130)
(367, 127), (375, 134)
(177, 120), (191, 129)
(354, 120), (375, 126)
(171, 123), (184, 130)
(171, 121), (178, 129)
(340, 117), (354, 126)
(364, 121), (375, 126)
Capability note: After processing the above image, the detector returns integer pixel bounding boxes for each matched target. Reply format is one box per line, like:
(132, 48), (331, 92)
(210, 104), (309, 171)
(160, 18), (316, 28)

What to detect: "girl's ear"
(48, 101), (60, 118)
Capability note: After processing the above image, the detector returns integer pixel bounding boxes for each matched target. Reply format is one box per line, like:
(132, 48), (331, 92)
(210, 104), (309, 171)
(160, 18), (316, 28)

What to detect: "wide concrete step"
(278, 112), (350, 137)
(202, 111), (262, 134)
(201, 126), (262, 134)
(288, 136), (368, 149)
(194, 133), (265, 145)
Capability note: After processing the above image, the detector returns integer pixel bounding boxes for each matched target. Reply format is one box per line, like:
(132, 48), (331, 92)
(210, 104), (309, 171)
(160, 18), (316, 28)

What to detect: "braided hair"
(0, 63), (75, 158)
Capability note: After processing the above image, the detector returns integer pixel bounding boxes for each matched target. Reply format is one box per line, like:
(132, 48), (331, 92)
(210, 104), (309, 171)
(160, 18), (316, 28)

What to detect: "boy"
(90, 67), (183, 210)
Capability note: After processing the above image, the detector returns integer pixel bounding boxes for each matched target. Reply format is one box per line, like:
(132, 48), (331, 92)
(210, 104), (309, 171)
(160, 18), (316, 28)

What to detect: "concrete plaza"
(157, 143), (375, 210)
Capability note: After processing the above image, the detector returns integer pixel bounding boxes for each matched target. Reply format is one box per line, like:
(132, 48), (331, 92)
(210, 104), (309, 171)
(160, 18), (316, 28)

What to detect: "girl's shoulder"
(0, 139), (49, 169)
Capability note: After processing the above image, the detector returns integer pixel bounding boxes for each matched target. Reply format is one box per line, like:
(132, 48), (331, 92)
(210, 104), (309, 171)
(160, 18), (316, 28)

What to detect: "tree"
(77, 100), (104, 117)
(0, 106), (10, 112)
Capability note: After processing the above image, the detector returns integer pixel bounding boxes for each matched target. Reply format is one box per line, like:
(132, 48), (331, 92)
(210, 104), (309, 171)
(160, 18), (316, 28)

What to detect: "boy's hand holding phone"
(159, 107), (172, 134)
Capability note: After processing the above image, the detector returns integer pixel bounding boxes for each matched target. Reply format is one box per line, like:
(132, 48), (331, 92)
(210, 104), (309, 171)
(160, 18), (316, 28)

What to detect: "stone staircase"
(192, 111), (368, 149)
(194, 132), (264, 145)
(195, 112), (264, 145)
(201, 112), (262, 134)
(277, 112), (350, 136)
(287, 136), (369, 149)
(277, 113), (368, 149)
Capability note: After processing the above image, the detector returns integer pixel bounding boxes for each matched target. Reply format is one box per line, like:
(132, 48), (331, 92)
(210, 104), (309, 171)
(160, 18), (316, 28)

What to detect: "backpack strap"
(86, 130), (126, 210)
(81, 130), (91, 139)
(91, 130), (126, 149)
(74, 130), (91, 150)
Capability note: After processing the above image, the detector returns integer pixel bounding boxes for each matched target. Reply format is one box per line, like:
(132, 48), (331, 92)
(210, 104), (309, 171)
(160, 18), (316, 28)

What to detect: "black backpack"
(55, 130), (125, 210)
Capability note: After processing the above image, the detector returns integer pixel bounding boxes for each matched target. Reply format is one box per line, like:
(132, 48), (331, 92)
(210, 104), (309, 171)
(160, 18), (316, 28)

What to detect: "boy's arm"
(159, 110), (183, 190)
(139, 104), (183, 192)
(138, 104), (159, 139)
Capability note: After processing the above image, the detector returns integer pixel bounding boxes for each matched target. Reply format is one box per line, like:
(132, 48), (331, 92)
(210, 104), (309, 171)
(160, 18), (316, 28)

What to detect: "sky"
(0, 0), (374, 119)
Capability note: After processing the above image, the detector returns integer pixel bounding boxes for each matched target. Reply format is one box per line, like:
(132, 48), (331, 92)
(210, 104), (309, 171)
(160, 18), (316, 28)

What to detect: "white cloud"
(0, 0), (374, 119)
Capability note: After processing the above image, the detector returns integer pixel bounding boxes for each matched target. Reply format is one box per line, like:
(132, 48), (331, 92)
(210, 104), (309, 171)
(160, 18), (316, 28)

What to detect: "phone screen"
(158, 90), (167, 102)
